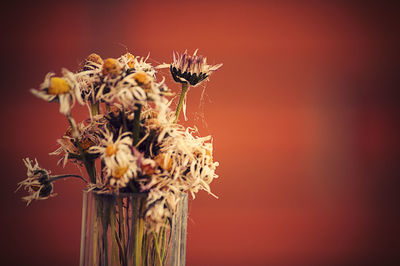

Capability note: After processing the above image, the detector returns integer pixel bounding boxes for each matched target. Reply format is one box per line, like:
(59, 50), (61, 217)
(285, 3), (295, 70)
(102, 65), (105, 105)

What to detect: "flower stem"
(152, 231), (163, 266)
(174, 83), (189, 123)
(120, 108), (128, 132)
(48, 174), (88, 184)
(67, 115), (97, 184)
(132, 104), (142, 146)
(91, 101), (99, 116)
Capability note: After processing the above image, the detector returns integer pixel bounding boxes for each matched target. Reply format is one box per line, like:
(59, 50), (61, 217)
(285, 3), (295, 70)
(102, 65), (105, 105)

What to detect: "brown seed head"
(86, 53), (103, 65)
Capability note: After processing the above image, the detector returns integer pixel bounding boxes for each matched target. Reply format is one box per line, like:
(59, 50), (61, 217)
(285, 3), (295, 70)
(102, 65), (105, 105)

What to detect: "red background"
(1, 1), (399, 265)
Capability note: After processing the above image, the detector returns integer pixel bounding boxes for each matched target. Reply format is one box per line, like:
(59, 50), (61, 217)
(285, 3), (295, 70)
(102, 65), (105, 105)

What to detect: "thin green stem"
(160, 219), (168, 261)
(134, 197), (144, 266)
(91, 101), (99, 116)
(121, 109), (128, 132)
(110, 207), (121, 266)
(83, 156), (97, 184)
(117, 198), (127, 265)
(48, 174), (88, 184)
(174, 82), (189, 123)
(132, 104), (142, 146)
(101, 160), (105, 184)
(152, 231), (163, 266)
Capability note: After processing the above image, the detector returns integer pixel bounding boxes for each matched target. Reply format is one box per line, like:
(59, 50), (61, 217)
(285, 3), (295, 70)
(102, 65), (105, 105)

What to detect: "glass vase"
(79, 190), (188, 266)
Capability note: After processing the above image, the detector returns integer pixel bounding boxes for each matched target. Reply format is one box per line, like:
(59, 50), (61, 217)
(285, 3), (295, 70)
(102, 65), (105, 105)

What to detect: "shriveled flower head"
(82, 53), (104, 71)
(50, 120), (102, 167)
(162, 49), (222, 86)
(16, 158), (56, 205)
(86, 53), (104, 66)
(155, 126), (219, 199)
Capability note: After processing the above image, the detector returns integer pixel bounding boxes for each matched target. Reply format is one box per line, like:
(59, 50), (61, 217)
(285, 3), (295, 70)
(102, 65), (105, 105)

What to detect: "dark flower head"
(16, 158), (56, 205)
(167, 50), (222, 86)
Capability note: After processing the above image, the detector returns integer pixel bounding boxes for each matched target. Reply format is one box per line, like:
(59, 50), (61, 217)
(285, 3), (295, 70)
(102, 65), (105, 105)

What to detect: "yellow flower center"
(113, 166), (128, 179)
(48, 77), (70, 95)
(102, 58), (121, 77)
(105, 145), (118, 156)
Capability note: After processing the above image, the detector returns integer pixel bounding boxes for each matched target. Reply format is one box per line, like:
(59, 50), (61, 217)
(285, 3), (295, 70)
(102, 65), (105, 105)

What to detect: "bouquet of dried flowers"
(16, 50), (221, 265)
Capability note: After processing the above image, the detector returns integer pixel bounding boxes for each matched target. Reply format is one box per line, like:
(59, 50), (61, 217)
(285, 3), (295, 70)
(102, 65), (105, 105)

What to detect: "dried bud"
(86, 53), (103, 65)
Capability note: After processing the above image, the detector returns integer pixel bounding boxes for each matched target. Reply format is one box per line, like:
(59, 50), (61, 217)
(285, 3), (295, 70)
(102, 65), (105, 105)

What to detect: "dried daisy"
(50, 120), (102, 167)
(16, 158), (54, 205)
(31, 69), (84, 115)
(158, 50), (222, 122)
(88, 128), (133, 166)
(16, 158), (86, 205)
(159, 49), (222, 87)
(104, 157), (138, 188)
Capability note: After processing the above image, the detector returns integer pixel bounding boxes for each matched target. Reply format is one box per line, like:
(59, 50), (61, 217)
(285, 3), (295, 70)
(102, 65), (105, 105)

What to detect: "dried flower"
(50, 121), (101, 167)
(31, 69), (84, 115)
(16, 158), (55, 205)
(104, 159), (137, 188)
(88, 128), (133, 166)
(86, 53), (104, 66)
(159, 49), (222, 86)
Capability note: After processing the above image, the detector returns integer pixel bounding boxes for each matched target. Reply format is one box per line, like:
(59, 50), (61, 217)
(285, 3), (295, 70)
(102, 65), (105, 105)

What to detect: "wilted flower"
(104, 158), (137, 188)
(159, 49), (222, 86)
(86, 53), (104, 67)
(50, 120), (102, 167)
(31, 69), (84, 115)
(16, 158), (55, 205)
(88, 128), (133, 166)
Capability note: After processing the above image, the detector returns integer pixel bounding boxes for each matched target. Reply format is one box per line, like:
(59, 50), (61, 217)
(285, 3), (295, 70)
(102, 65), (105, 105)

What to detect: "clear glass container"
(79, 190), (188, 266)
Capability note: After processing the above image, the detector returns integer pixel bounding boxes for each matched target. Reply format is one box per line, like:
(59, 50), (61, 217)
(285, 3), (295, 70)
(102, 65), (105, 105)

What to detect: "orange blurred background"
(1, 1), (399, 265)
